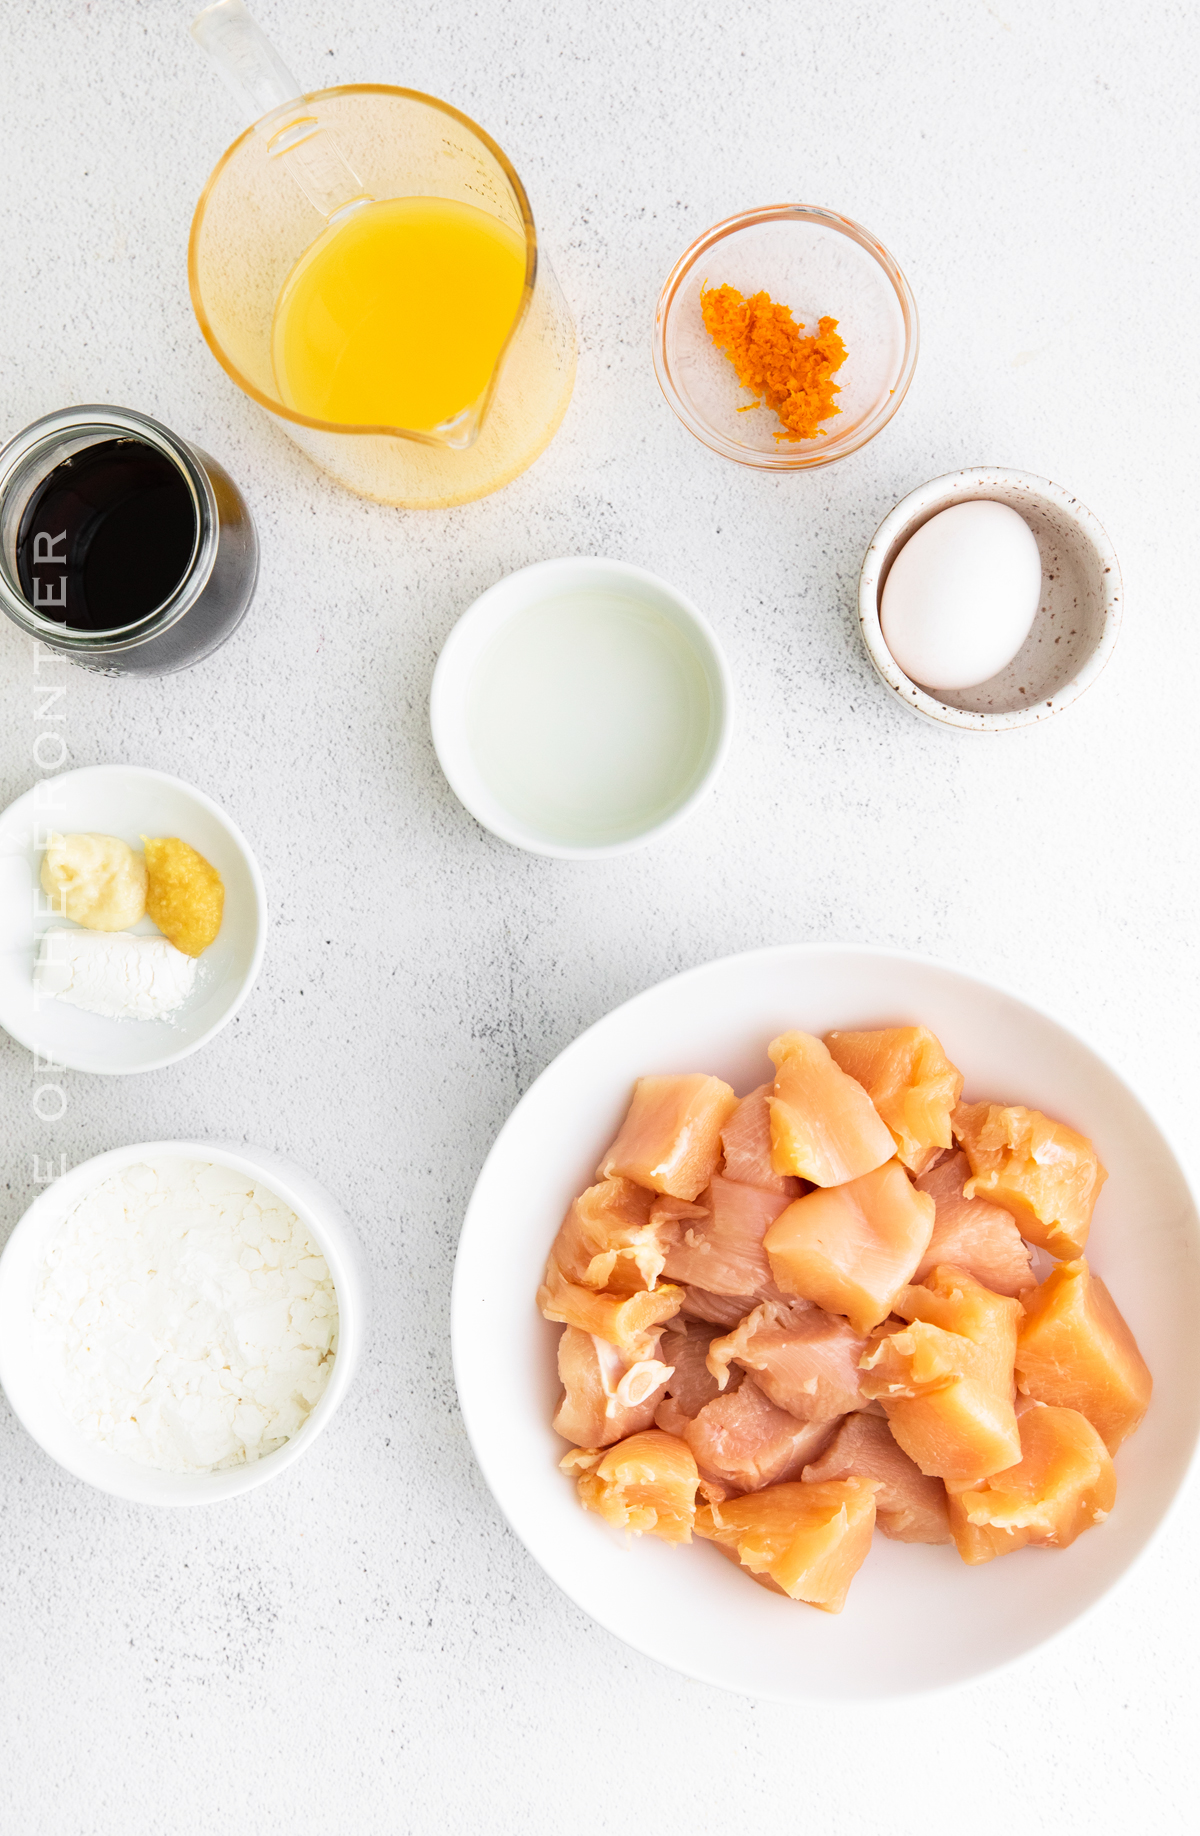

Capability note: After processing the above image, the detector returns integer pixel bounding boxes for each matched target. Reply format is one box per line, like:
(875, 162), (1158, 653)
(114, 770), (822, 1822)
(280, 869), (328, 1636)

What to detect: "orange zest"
(700, 283), (847, 442)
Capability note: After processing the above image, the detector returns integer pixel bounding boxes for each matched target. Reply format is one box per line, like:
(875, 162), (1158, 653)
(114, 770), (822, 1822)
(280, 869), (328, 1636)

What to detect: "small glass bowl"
(653, 204), (919, 470)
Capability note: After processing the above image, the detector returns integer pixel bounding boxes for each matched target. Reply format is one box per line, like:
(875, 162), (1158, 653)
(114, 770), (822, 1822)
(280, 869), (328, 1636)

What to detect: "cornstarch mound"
(33, 1158), (339, 1473)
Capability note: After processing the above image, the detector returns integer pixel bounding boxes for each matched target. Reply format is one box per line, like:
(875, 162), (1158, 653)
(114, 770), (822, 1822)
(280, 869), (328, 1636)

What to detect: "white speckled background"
(1, 1), (1197, 1829)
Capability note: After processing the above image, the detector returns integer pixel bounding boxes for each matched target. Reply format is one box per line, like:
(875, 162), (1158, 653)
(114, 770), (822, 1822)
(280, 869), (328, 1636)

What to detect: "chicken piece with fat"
(564, 1429), (699, 1543)
(953, 1101), (1106, 1260)
(552, 1325), (674, 1448)
(824, 1026), (963, 1174)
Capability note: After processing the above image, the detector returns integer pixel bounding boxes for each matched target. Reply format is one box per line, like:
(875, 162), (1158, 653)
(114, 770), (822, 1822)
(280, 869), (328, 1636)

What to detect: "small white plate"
(0, 765), (266, 1074)
(430, 558), (733, 858)
(452, 944), (1200, 1700)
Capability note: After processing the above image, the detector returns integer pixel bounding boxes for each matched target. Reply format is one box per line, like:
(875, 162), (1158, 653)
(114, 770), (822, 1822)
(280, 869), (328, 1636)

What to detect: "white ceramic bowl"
(858, 469), (1122, 730)
(452, 944), (1200, 1700)
(430, 557), (733, 858)
(0, 764), (266, 1073)
(0, 1139), (368, 1504)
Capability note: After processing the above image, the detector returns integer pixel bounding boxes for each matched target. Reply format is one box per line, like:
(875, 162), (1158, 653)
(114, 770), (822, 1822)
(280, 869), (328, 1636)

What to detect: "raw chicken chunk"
(954, 1101), (1107, 1259)
(661, 1173), (793, 1298)
(695, 1477), (879, 1611)
(946, 1403), (1116, 1564)
(864, 1368), (1022, 1486)
(893, 1265), (1024, 1398)
(552, 1326), (673, 1448)
(656, 1319), (734, 1419)
(679, 1285), (779, 1328)
(549, 1177), (673, 1295)
(1015, 1258), (1152, 1453)
(912, 1151), (1034, 1297)
(565, 1429), (699, 1543)
(706, 1298), (869, 1422)
(599, 1074), (737, 1201)
(537, 1257), (682, 1360)
(824, 1026), (963, 1174)
(720, 1084), (804, 1197)
(802, 1412), (950, 1544)
(860, 1267), (1023, 1483)
(767, 1031), (896, 1187)
(683, 1376), (839, 1494)
(764, 1159), (935, 1332)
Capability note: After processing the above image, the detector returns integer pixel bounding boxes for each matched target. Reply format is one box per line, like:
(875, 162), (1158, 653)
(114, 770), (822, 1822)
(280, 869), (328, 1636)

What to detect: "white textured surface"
(0, 1), (1196, 1829)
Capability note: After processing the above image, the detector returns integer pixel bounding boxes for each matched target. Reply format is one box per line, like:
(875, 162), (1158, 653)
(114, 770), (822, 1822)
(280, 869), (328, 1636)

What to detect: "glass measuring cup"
(188, 5), (576, 509)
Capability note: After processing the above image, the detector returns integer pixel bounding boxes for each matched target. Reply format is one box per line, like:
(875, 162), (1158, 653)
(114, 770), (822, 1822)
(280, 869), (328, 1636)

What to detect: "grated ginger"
(700, 283), (847, 442)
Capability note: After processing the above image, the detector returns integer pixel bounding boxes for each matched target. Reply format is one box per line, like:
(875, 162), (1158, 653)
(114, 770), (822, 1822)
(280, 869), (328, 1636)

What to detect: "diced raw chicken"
(661, 1173), (792, 1298)
(912, 1151), (1034, 1297)
(824, 1026), (964, 1174)
(650, 1194), (708, 1234)
(764, 1159), (935, 1333)
(549, 1177), (672, 1295)
(767, 1031), (896, 1186)
(598, 1074), (738, 1201)
(893, 1264), (1024, 1399)
(766, 1028), (899, 1182)
(720, 1085), (804, 1197)
(683, 1375), (839, 1494)
(706, 1299), (869, 1422)
(866, 1373), (1022, 1485)
(695, 1477), (879, 1611)
(551, 1326), (674, 1448)
(565, 1429), (699, 1543)
(802, 1412), (951, 1544)
(860, 1267), (1023, 1484)
(946, 1404), (1116, 1564)
(679, 1285), (778, 1328)
(656, 1319), (737, 1419)
(954, 1101), (1107, 1259)
(537, 1256), (682, 1360)
(1015, 1258), (1152, 1453)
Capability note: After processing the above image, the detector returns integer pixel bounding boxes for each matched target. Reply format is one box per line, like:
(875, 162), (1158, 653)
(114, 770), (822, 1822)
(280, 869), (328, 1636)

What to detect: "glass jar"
(0, 404), (258, 675)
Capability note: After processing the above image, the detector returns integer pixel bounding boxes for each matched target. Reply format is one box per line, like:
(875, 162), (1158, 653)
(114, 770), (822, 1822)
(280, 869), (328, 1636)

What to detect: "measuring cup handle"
(190, 0), (372, 221)
(190, 0), (303, 123)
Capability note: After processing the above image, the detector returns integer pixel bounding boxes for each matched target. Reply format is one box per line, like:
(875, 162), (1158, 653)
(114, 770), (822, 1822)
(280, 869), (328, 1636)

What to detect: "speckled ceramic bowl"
(858, 469), (1122, 731)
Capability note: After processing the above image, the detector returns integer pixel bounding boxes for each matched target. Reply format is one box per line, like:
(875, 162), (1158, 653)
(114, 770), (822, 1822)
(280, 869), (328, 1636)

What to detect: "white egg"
(880, 500), (1043, 691)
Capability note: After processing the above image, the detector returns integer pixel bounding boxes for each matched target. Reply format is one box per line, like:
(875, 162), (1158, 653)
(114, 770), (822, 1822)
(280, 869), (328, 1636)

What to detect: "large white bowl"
(0, 1140), (369, 1504)
(452, 945), (1200, 1700)
(0, 764), (267, 1074)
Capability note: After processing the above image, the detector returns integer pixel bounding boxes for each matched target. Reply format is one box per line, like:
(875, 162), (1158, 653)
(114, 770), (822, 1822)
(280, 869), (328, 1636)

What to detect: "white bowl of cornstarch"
(0, 1141), (368, 1504)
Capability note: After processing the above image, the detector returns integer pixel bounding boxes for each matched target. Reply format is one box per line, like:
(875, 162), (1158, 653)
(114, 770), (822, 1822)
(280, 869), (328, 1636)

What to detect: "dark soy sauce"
(16, 438), (198, 632)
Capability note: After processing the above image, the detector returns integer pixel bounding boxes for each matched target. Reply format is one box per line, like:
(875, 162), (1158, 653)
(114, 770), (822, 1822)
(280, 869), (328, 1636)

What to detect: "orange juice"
(271, 196), (528, 433)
